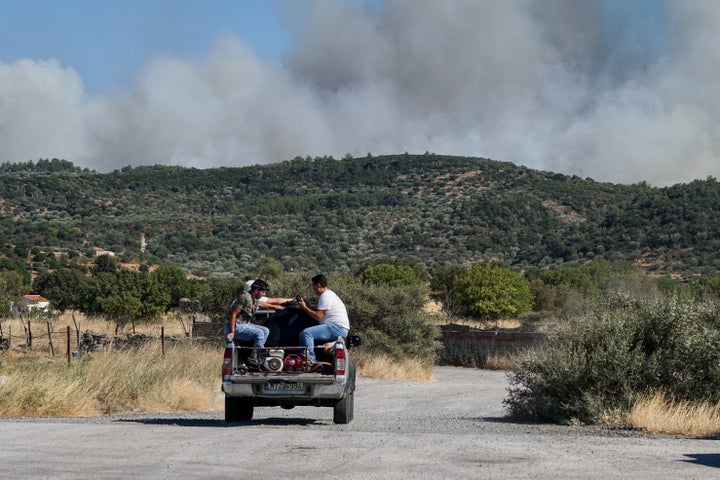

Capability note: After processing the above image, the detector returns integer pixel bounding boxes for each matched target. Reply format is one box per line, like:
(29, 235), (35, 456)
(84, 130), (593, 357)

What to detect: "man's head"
(311, 274), (328, 295)
(311, 274), (327, 288)
(249, 279), (269, 298)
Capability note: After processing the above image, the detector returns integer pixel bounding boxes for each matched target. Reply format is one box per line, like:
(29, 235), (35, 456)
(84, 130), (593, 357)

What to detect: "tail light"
(222, 347), (233, 375)
(335, 346), (346, 376)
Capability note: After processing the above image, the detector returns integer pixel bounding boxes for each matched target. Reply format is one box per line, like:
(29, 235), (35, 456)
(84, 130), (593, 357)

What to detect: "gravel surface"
(1, 367), (719, 479)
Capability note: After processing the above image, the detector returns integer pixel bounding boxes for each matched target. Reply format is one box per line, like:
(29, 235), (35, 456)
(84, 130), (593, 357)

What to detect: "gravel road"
(1, 367), (718, 479)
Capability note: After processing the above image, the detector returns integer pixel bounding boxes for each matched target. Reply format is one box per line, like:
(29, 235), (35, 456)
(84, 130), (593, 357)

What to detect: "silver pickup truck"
(221, 305), (359, 424)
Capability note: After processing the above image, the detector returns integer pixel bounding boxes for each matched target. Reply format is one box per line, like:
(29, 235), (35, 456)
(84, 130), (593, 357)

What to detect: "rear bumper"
(223, 372), (350, 401)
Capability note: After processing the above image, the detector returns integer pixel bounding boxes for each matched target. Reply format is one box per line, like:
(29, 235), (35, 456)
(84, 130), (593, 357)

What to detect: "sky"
(0, 0), (718, 186)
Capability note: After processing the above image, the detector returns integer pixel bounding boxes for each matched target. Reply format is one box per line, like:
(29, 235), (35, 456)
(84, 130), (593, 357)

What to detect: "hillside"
(1, 154), (719, 279)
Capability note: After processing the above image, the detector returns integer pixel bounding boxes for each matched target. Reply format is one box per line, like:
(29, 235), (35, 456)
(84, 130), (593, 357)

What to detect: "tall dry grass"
(627, 392), (720, 437)
(0, 342), (221, 417)
(352, 350), (435, 381)
(0, 310), (441, 417)
(483, 353), (518, 371)
(0, 344), (431, 418)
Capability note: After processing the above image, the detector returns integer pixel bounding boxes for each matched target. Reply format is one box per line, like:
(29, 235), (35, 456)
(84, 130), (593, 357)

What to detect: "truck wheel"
(225, 396), (253, 422)
(333, 391), (354, 424)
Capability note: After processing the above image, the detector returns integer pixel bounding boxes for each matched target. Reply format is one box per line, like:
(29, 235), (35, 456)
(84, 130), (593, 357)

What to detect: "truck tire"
(333, 391), (354, 424)
(225, 396), (253, 422)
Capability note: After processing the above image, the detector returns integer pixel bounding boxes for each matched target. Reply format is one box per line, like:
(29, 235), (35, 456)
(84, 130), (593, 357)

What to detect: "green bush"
(505, 295), (720, 424)
(454, 264), (532, 319)
(196, 277), (246, 319)
(358, 262), (423, 287)
(242, 272), (440, 365)
(303, 275), (440, 365)
(0, 296), (11, 319)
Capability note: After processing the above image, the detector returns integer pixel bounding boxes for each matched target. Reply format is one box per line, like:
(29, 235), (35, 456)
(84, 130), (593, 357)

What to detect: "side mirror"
(347, 335), (362, 348)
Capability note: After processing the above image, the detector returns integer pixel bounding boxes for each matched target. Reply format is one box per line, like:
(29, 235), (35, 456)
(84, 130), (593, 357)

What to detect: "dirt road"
(1, 367), (718, 479)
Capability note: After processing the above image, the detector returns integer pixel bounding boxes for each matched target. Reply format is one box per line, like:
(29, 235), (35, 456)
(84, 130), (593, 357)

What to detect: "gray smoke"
(1, 0), (718, 186)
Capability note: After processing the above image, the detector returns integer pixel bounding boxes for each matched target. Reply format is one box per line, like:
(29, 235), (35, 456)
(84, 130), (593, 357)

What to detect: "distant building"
(94, 247), (115, 257)
(22, 294), (50, 313)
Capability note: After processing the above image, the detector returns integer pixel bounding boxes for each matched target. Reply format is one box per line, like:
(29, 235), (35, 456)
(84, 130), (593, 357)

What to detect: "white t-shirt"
(316, 289), (350, 329)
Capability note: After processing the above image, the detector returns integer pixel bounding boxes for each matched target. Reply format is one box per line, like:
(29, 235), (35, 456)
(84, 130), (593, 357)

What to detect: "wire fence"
(0, 318), (82, 364)
(2, 313), (545, 369)
(0, 314), (224, 364)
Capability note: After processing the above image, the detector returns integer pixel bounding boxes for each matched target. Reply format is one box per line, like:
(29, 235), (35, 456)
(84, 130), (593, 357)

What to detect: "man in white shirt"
(296, 274), (350, 363)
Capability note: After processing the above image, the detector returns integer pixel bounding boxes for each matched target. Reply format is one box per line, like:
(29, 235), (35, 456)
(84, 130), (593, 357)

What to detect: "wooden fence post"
(72, 313), (81, 349)
(46, 321), (54, 357)
(161, 325), (165, 356)
(67, 326), (71, 365)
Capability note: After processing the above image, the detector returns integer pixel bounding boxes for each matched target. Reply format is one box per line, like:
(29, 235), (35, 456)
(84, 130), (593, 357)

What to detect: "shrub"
(505, 295), (720, 424)
(358, 263), (422, 287)
(332, 275), (440, 366)
(454, 264), (532, 319)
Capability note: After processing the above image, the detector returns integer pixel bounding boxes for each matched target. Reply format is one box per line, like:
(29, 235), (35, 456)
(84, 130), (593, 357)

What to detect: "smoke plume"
(1, 0), (718, 186)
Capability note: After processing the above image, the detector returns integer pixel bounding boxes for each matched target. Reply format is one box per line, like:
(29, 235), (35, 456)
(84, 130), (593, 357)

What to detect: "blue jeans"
(300, 323), (349, 362)
(224, 323), (269, 348)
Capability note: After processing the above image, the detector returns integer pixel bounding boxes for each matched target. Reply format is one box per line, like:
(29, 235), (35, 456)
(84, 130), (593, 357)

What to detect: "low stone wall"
(80, 330), (154, 352)
(191, 321), (223, 339)
(437, 323), (546, 368)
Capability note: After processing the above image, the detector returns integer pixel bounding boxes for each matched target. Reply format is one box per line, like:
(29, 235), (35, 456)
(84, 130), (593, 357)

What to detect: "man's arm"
(227, 305), (241, 340)
(297, 298), (325, 322)
(258, 297), (294, 310)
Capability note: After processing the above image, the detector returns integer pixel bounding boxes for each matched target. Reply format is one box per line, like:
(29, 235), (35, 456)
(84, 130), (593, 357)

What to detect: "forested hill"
(2, 154), (719, 279)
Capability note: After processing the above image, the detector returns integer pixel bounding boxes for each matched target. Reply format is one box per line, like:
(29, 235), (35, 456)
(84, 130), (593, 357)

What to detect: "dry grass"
(627, 391), (720, 437)
(0, 342), (221, 417)
(0, 309), (442, 417)
(0, 311), (434, 417)
(0, 350), (99, 417)
(53, 311), (189, 337)
(426, 300), (524, 331)
(483, 353), (518, 371)
(352, 350), (435, 381)
(463, 318), (523, 330)
(0, 343), (429, 417)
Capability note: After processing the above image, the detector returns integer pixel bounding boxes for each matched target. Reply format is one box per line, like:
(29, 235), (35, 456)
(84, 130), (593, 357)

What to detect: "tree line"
(2, 155), (720, 280)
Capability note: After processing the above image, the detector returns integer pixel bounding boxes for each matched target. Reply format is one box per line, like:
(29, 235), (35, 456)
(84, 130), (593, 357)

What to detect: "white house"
(94, 247), (115, 257)
(23, 294), (50, 313)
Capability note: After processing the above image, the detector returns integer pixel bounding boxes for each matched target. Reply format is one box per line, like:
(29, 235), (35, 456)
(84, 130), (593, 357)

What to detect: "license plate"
(264, 382), (304, 392)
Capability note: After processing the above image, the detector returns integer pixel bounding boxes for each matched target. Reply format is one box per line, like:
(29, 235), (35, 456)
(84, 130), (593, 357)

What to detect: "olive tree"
(454, 263), (532, 320)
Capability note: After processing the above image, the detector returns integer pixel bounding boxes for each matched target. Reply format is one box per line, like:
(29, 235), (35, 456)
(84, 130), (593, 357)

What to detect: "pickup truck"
(221, 303), (359, 424)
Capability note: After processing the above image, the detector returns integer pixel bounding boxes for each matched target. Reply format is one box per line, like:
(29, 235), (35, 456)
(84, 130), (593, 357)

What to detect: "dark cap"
(250, 279), (269, 292)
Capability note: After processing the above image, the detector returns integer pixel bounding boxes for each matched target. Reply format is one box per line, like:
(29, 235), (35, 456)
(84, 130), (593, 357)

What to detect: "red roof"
(25, 294), (49, 303)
